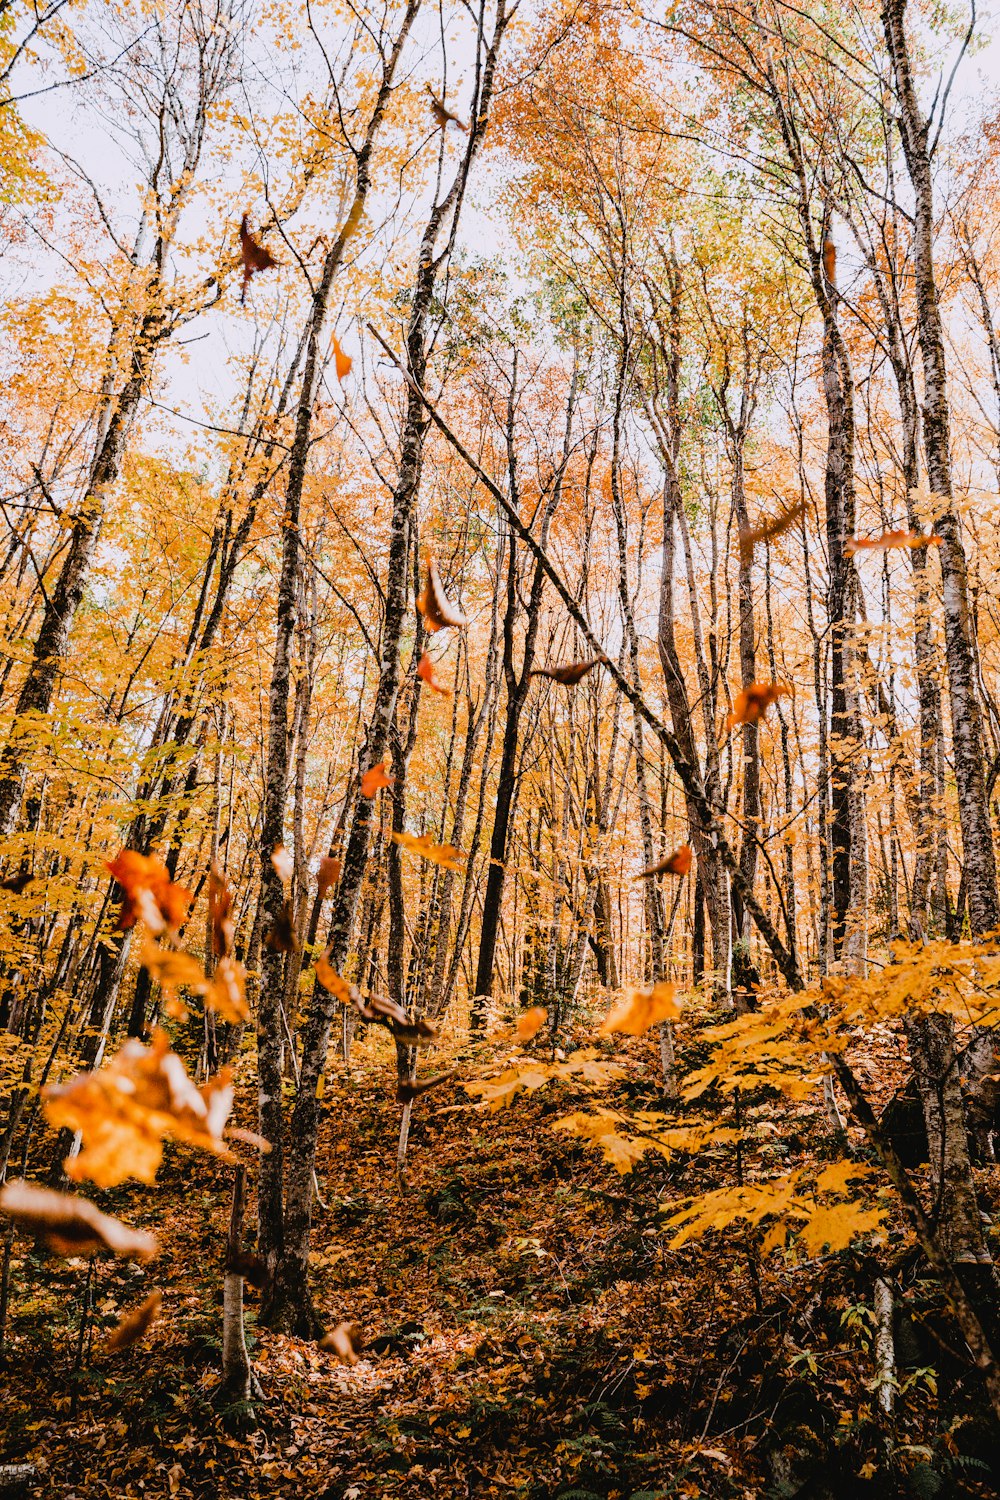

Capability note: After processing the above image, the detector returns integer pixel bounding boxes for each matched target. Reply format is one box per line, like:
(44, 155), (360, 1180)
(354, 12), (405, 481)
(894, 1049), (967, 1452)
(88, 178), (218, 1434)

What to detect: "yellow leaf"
(599, 983), (681, 1037)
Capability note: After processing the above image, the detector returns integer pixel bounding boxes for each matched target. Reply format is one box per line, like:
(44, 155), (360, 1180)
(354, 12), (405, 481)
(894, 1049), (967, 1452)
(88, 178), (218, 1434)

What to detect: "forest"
(3, 0), (1000, 1494)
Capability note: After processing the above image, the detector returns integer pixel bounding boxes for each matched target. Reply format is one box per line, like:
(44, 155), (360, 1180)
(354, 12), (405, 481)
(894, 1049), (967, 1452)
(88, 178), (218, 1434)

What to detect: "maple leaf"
(738, 499), (806, 563)
(397, 1069), (456, 1104)
(636, 844), (692, 879)
(318, 1321), (364, 1364)
(417, 651), (451, 695)
(105, 1290), (162, 1353)
(43, 1029), (235, 1187)
(332, 333), (352, 381)
(417, 556), (469, 632)
(600, 983), (681, 1037)
(724, 682), (790, 734)
(360, 762), (394, 797)
(239, 213), (278, 303)
(317, 856), (341, 899)
(516, 1006), (548, 1041)
(427, 86), (467, 132)
(530, 656), (605, 686)
(107, 851), (191, 935)
(315, 952), (357, 1006)
(140, 940), (248, 1024)
(845, 529), (942, 556)
(0, 1180), (157, 1260)
(391, 830), (464, 871)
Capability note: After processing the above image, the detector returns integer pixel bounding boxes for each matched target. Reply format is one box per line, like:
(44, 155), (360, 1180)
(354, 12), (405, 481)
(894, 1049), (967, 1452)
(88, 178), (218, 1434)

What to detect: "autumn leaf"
(516, 1006), (548, 1041)
(315, 952), (356, 1006)
(397, 1069), (456, 1104)
(427, 86), (467, 132)
(140, 940), (247, 1024)
(208, 863), (235, 957)
(417, 556), (469, 632)
(265, 900), (298, 953)
(391, 830), (464, 871)
(0, 870), (34, 893)
(417, 651), (452, 695)
(0, 1180), (157, 1261)
(530, 656), (605, 686)
(239, 213), (278, 303)
(317, 856), (341, 899)
(738, 500), (805, 563)
(600, 983), (682, 1037)
(822, 230), (836, 290)
(318, 1321), (364, 1364)
(43, 1029), (235, 1187)
(226, 1250), (269, 1287)
(107, 851), (191, 935)
(845, 529), (942, 556)
(360, 762), (394, 798)
(332, 333), (352, 381)
(636, 844), (692, 879)
(271, 844), (294, 884)
(724, 682), (790, 734)
(206, 955), (249, 1023)
(105, 1290), (162, 1353)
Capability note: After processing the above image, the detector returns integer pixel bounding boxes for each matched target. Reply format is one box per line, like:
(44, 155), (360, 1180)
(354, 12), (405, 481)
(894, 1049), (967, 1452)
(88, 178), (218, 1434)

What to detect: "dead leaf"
(209, 863), (235, 957)
(724, 682), (790, 735)
(105, 1290), (162, 1353)
(333, 334), (352, 381)
(530, 657), (605, 685)
(516, 1007), (548, 1041)
(822, 231), (836, 290)
(315, 953), (357, 1006)
(738, 500), (805, 563)
(0, 871), (33, 893)
(107, 851), (191, 935)
(226, 1250), (269, 1287)
(43, 1029), (235, 1187)
(317, 856), (341, 899)
(265, 900), (298, 953)
(417, 651), (452, 696)
(0, 1180), (157, 1261)
(239, 213), (278, 303)
(391, 831), (463, 871)
(600, 983), (682, 1037)
(318, 1321), (364, 1364)
(636, 844), (693, 880)
(360, 762), (395, 798)
(845, 529), (942, 556)
(397, 1069), (456, 1104)
(417, 556), (469, 632)
(427, 86), (467, 132)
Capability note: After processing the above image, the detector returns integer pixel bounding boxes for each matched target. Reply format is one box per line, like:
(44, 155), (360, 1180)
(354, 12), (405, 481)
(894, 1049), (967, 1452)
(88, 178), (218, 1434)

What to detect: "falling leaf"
(271, 844), (294, 884)
(822, 231), (836, 290)
(140, 940), (247, 1024)
(207, 956), (249, 1023)
(516, 1007), (548, 1041)
(239, 213), (278, 304)
(390, 1017), (438, 1048)
(397, 1069), (456, 1104)
(318, 1321), (364, 1364)
(530, 657), (605, 686)
(417, 556), (469, 632)
(391, 831), (464, 871)
(317, 856), (341, 899)
(845, 529), (942, 557)
(427, 86), (467, 132)
(225, 1127), (272, 1154)
(0, 870), (33, 893)
(105, 1290), (162, 1353)
(43, 1029), (235, 1187)
(315, 952), (357, 1006)
(599, 983), (682, 1037)
(265, 900), (298, 953)
(0, 1181), (157, 1261)
(332, 334), (352, 381)
(636, 844), (693, 880)
(360, 762), (395, 798)
(226, 1250), (269, 1287)
(724, 682), (790, 734)
(417, 651), (452, 696)
(107, 851), (191, 935)
(738, 500), (806, 563)
(209, 863), (235, 957)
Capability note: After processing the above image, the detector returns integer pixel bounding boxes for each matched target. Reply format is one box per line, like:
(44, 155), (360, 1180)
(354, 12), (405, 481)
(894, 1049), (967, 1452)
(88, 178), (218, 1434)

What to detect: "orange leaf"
(317, 856), (341, 899)
(738, 499), (806, 563)
(105, 1290), (162, 1353)
(271, 844), (294, 883)
(315, 952), (355, 1006)
(530, 657), (605, 685)
(417, 651), (452, 696)
(636, 844), (693, 880)
(360, 762), (394, 798)
(724, 682), (790, 734)
(332, 333), (352, 381)
(208, 863), (235, 958)
(318, 1321), (364, 1364)
(238, 213), (278, 304)
(845, 529), (942, 556)
(417, 556), (468, 632)
(43, 1029), (234, 1188)
(0, 1180), (157, 1261)
(106, 851), (191, 935)
(599, 983), (682, 1037)
(516, 1006), (548, 1041)
(391, 831), (463, 871)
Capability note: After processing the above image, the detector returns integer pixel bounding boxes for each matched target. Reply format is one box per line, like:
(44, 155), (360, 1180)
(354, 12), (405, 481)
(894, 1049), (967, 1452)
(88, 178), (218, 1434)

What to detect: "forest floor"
(2, 1002), (1000, 1500)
